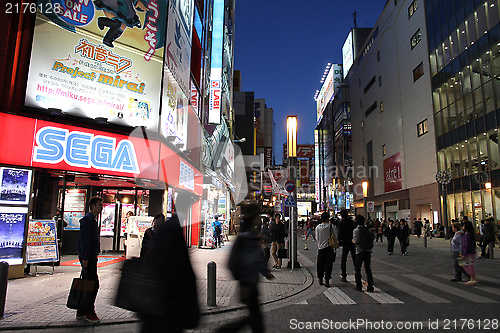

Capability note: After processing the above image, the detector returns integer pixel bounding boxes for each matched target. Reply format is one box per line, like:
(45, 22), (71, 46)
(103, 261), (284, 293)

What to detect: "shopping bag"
(329, 225), (340, 248)
(66, 276), (95, 310)
(114, 258), (167, 317)
(277, 247), (288, 258)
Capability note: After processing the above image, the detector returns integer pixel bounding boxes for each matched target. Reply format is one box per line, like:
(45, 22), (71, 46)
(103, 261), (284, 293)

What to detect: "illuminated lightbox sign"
(316, 64), (342, 120)
(209, 80), (222, 124)
(33, 126), (139, 174)
(342, 31), (354, 79)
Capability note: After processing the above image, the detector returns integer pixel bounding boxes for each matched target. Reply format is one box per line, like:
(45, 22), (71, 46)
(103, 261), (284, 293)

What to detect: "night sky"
(234, 0), (388, 164)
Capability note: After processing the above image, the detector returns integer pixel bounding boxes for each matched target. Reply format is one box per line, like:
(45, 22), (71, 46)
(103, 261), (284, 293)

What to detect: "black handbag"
(277, 247), (288, 258)
(66, 273), (95, 310)
(114, 258), (167, 317)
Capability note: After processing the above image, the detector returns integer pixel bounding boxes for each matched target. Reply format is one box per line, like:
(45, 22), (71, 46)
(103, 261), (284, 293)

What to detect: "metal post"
(289, 156), (299, 269)
(0, 262), (8, 318)
(424, 233), (427, 247)
(442, 184), (449, 240)
(207, 261), (216, 306)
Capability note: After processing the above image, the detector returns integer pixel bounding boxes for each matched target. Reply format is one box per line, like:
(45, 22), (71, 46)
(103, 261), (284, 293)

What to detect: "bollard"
(0, 262), (9, 318)
(424, 234), (427, 247)
(207, 261), (216, 306)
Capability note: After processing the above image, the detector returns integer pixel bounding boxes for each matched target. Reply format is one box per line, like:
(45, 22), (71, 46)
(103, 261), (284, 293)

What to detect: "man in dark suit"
(337, 209), (356, 282)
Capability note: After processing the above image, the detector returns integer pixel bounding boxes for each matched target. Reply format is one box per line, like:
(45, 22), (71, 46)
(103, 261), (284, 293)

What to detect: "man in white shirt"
(315, 212), (336, 287)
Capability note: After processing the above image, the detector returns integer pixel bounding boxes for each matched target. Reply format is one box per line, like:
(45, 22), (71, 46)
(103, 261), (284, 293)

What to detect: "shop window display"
(487, 131), (500, 169)
(463, 191), (473, 222)
(473, 190), (483, 222)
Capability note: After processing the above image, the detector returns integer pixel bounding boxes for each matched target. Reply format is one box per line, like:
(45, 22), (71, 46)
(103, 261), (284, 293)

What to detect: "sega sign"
(33, 126), (139, 174)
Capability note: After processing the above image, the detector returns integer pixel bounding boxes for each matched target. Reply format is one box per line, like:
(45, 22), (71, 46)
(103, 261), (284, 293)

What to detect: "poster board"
(100, 203), (116, 237)
(26, 219), (59, 264)
(0, 206), (28, 265)
(62, 189), (87, 230)
(125, 216), (153, 258)
(0, 167), (32, 205)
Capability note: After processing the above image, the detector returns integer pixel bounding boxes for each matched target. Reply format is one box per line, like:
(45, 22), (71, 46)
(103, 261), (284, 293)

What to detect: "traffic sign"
(367, 201), (375, 213)
(285, 180), (296, 193)
(284, 194), (296, 207)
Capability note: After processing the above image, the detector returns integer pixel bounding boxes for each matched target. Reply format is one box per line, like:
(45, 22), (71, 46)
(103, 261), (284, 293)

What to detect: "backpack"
(357, 226), (374, 250)
(214, 223), (221, 234)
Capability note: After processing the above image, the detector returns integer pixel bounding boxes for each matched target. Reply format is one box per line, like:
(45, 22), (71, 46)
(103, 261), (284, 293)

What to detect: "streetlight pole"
(287, 116), (299, 269)
(362, 181), (368, 220)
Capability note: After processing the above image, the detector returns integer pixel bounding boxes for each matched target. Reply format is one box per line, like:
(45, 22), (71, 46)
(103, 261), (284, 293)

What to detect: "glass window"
(445, 146), (453, 174)
(435, 110), (444, 136)
(456, 98), (465, 126)
(466, 14), (477, 45)
(380, 101), (384, 112)
(436, 45), (444, 72)
(487, 131), (500, 170)
(379, 75), (382, 86)
(468, 137), (479, 174)
(447, 79), (457, 104)
(450, 30), (459, 59)
(460, 141), (470, 176)
(473, 191), (483, 222)
(465, 93), (474, 122)
(476, 5), (488, 37)
(411, 29), (422, 49)
(430, 51), (438, 76)
(493, 189), (500, 221)
(488, 2), (500, 30)
(443, 39), (452, 66)
(413, 62), (425, 82)
(470, 60), (481, 90)
(460, 67), (472, 95)
(494, 80), (500, 111)
(449, 102), (457, 130)
(456, 193), (464, 219)
(438, 150), (446, 171)
(481, 51), (492, 83)
(473, 87), (484, 117)
(432, 90), (441, 112)
(452, 144), (461, 177)
(478, 133), (489, 171)
(442, 107), (450, 133)
(439, 86), (448, 109)
(463, 191), (473, 222)
(408, 0), (418, 18)
(484, 80), (495, 113)
(448, 193), (456, 221)
(458, 23), (467, 53)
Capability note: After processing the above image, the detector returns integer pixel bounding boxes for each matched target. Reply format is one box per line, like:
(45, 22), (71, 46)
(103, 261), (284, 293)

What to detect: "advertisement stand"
(26, 220), (59, 276)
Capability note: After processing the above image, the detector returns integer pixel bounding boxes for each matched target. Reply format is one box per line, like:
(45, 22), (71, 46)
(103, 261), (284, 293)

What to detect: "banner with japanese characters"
(26, 220), (59, 264)
(25, 1), (167, 130)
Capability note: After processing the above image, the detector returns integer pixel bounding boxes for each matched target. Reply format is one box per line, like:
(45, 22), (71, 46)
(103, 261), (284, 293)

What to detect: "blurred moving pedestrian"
(385, 219), (398, 255)
(353, 215), (374, 292)
(450, 222), (467, 282)
(222, 203), (274, 333)
(397, 219), (410, 256)
(461, 221), (478, 286)
(315, 212), (336, 287)
(305, 214), (316, 241)
(338, 209), (356, 282)
(271, 214), (286, 269)
(140, 191), (200, 332)
(140, 213), (165, 259)
(260, 216), (273, 264)
(76, 196), (103, 323)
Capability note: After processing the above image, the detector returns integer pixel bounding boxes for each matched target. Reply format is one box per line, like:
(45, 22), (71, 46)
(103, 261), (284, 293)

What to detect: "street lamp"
(362, 181), (368, 220)
(287, 115), (299, 269)
(485, 181), (492, 189)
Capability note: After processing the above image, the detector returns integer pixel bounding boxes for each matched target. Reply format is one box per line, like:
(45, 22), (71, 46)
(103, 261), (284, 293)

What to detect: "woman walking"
(461, 221), (478, 285)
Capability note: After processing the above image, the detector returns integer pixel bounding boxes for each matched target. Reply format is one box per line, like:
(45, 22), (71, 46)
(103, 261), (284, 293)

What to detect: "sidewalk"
(0, 238), (313, 330)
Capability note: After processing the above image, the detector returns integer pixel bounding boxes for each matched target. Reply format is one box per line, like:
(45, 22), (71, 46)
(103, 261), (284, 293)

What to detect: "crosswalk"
(300, 274), (500, 306)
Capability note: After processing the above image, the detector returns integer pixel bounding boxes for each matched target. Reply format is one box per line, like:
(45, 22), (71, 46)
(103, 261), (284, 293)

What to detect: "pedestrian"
(213, 215), (223, 248)
(140, 191), (200, 332)
(305, 214), (316, 241)
(271, 214), (286, 269)
(315, 212), (336, 287)
(338, 209), (356, 282)
(481, 217), (496, 258)
(375, 220), (384, 244)
(385, 219), (398, 255)
(140, 213), (165, 259)
(461, 221), (478, 286)
(353, 215), (374, 292)
(260, 216), (272, 264)
(76, 196), (103, 323)
(221, 203), (274, 333)
(54, 207), (68, 264)
(397, 219), (410, 256)
(450, 222), (467, 282)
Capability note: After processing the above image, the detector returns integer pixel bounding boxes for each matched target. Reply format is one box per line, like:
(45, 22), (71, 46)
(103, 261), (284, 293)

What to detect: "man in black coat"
(397, 219), (410, 256)
(385, 219), (398, 255)
(337, 209), (357, 282)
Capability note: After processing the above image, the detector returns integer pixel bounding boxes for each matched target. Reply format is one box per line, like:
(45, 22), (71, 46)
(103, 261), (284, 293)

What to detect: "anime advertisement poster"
(26, 220), (59, 264)
(61, 189), (87, 230)
(100, 203), (116, 236)
(0, 168), (32, 205)
(0, 206), (28, 265)
(161, 70), (188, 147)
(165, 0), (194, 98)
(25, 0), (167, 130)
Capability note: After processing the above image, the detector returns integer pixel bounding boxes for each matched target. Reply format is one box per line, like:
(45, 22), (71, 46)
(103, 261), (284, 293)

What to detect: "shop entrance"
(99, 189), (149, 253)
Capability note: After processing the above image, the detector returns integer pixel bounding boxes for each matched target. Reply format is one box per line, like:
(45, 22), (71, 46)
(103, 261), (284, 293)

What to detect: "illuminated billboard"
(316, 64), (342, 120)
(342, 31), (354, 79)
(25, 1), (167, 130)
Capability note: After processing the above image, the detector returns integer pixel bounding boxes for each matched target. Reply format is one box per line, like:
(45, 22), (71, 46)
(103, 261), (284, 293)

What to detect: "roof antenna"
(353, 10), (357, 28)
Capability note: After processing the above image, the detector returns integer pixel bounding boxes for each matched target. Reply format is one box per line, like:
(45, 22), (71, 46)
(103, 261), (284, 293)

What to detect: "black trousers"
(341, 243), (356, 279)
(79, 257), (99, 314)
(354, 251), (373, 289)
(387, 237), (395, 253)
(317, 247), (335, 281)
(216, 282), (263, 333)
(399, 239), (408, 254)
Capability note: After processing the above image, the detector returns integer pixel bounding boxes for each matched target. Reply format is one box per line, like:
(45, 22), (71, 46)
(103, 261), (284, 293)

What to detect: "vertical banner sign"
(384, 153), (402, 192)
(264, 148), (272, 169)
(0, 168), (32, 205)
(25, 0), (167, 130)
(315, 130), (320, 203)
(26, 220), (59, 264)
(209, 80), (222, 123)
